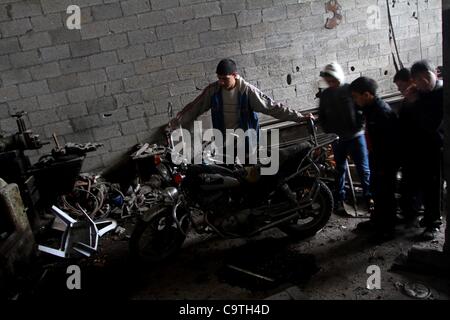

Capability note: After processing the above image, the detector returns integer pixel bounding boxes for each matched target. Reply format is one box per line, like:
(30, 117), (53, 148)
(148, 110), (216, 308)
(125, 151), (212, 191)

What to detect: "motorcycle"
(129, 117), (338, 263)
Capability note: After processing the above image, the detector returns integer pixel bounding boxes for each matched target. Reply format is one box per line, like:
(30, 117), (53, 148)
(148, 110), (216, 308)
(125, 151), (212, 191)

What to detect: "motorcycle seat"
(278, 142), (312, 166)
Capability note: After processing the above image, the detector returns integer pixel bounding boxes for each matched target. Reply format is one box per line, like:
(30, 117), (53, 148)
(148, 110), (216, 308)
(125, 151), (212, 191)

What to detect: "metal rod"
(226, 264), (275, 282)
(345, 161), (358, 217)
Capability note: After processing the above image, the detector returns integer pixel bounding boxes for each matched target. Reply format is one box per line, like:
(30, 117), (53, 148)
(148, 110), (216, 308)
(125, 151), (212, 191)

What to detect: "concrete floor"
(23, 208), (449, 300)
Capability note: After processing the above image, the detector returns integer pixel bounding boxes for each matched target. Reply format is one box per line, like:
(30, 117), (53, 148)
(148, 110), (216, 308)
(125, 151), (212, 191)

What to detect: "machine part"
(38, 205), (117, 258)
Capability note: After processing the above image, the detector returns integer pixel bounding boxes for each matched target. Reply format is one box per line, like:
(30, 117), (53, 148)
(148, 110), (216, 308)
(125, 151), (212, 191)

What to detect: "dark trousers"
(417, 149), (442, 228)
(399, 162), (423, 218)
(369, 155), (398, 231)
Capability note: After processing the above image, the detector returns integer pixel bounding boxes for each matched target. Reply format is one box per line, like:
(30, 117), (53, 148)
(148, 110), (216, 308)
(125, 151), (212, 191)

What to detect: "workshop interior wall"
(0, 0), (443, 171)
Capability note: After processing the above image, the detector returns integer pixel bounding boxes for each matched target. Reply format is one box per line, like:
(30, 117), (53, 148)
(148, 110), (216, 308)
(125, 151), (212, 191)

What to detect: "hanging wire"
(416, 0), (424, 59)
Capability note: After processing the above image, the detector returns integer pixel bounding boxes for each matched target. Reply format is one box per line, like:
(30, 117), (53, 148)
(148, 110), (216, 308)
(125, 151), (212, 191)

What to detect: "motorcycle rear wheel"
(279, 180), (333, 239)
(129, 209), (186, 263)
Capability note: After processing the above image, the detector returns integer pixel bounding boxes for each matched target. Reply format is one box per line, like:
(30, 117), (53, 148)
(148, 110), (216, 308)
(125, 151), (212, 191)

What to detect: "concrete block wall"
(0, 0), (443, 172)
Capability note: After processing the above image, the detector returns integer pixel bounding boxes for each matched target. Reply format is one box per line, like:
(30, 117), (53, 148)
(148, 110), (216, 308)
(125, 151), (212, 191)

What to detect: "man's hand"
(305, 113), (316, 121)
(403, 84), (418, 103)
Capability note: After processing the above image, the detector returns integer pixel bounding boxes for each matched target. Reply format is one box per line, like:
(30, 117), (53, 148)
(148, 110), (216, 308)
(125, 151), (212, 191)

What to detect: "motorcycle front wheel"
(279, 180), (333, 239)
(129, 209), (187, 263)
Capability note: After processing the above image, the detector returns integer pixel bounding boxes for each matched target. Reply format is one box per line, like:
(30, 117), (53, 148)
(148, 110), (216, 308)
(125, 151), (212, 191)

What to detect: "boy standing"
(350, 77), (399, 242)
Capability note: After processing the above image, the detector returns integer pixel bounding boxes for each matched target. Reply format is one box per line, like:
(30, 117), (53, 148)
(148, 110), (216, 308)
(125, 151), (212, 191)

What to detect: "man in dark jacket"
(393, 68), (422, 223)
(350, 77), (399, 242)
(319, 62), (371, 215)
(410, 60), (444, 240)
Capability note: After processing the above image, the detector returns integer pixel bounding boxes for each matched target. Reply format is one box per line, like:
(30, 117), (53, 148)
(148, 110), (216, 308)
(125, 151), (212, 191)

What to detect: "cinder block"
(241, 38), (266, 54)
(222, 0), (246, 14)
(44, 120), (73, 137)
(19, 80), (50, 98)
(48, 74), (80, 93)
(108, 16), (138, 33)
(70, 39), (101, 57)
(59, 57), (90, 74)
(145, 40), (174, 57)
(121, 0), (151, 16)
(58, 103), (88, 120)
(100, 33), (128, 51)
(106, 63), (136, 80)
(30, 62), (61, 80)
(156, 18), (210, 40)
(137, 11), (166, 28)
(123, 74), (153, 91)
(9, 1), (42, 19)
(41, 0), (71, 14)
(93, 123), (121, 142)
(134, 57), (162, 74)
(49, 28), (81, 44)
(193, 2), (221, 18)
(150, 68), (179, 86)
(86, 96), (117, 114)
(39, 44), (71, 62)
(1, 69), (32, 86)
(0, 86), (20, 103)
(165, 6), (194, 23)
(142, 84), (170, 101)
(187, 47), (215, 64)
(28, 109), (59, 126)
(177, 63), (204, 80)
(150, 0), (179, 11)
(79, 69), (108, 86)
(80, 21), (110, 40)
(89, 51), (118, 69)
(8, 97), (39, 114)
(117, 45), (146, 63)
(0, 18), (33, 37)
(211, 14), (237, 30)
(127, 103), (153, 119)
(247, 0), (273, 9)
(128, 29), (157, 45)
(110, 134), (138, 151)
(115, 92), (144, 108)
(37, 92), (68, 110)
(95, 80), (124, 97)
(10, 51), (40, 68)
(67, 86), (98, 103)
(92, 3), (123, 21)
(120, 118), (147, 135)
(31, 14), (63, 32)
(0, 38), (21, 56)
(262, 6), (287, 23)
(71, 114), (101, 131)
(168, 80), (196, 96)
(162, 52), (189, 69)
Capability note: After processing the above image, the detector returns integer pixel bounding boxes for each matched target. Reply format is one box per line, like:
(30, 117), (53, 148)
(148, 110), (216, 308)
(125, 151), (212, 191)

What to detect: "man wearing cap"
(318, 62), (371, 215)
(169, 58), (309, 136)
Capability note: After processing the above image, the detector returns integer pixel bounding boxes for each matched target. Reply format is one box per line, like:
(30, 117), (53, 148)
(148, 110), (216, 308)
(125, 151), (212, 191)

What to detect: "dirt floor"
(18, 205), (449, 301)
